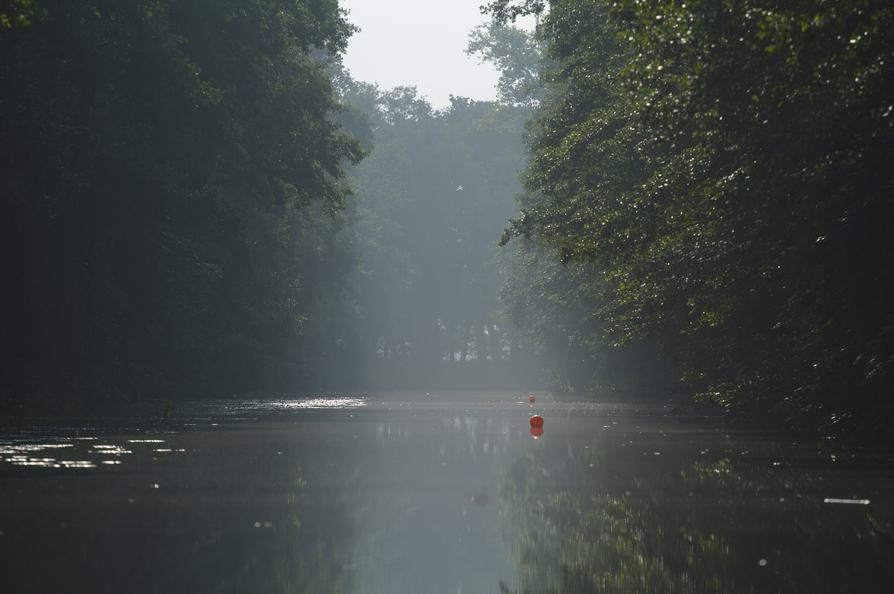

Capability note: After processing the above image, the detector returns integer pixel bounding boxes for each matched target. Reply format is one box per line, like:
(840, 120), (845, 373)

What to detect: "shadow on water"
(0, 411), (366, 593)
(1, 454), (359, 593)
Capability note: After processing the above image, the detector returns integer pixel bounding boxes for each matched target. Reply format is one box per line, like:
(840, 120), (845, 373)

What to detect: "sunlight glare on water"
(0, 442), (93, 469)
(238, 396), (368, 411)
(279, 396), (367, 409)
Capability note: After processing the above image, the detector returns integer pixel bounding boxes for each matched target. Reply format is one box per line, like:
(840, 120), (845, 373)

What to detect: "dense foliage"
(0, 0), (361, 399)
(489, 0), (894, 432)
(7, 0), (889, 424)
(0, 2), (553, 399)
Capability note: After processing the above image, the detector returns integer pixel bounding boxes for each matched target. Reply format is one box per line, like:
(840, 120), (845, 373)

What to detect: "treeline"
(1, 1), (361, 399)
(311, 26), (667, 392)
(0, 2), (563, 400)
(301, 64), (547, 390)
(11, 0), (886, 422)
(487, 1), (894, 432)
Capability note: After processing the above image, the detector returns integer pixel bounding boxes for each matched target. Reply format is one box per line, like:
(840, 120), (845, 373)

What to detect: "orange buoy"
(530, 425), (544, 439)
(527, 394), (536, 403)
(530, 414), (544, 428)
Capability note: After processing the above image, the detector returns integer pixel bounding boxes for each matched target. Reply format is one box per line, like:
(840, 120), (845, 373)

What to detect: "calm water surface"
(1, 392), (893, 593)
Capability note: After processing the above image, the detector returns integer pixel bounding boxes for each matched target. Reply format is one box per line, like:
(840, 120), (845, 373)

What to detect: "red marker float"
(530, 414), (544, 428)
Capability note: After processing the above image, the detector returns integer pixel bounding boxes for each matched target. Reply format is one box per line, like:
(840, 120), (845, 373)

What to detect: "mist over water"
(2, 0), (894, 592)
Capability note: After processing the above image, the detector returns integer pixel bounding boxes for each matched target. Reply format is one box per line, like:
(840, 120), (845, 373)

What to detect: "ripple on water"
(0, 439), (144, 470)
(92, 445), (132, 455)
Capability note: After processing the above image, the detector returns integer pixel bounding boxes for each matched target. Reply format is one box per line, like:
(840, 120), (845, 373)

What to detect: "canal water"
(1, 391), (893, 593)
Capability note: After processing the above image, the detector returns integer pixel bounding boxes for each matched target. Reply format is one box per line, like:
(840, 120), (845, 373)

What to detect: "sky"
(339, 0), (505, 109)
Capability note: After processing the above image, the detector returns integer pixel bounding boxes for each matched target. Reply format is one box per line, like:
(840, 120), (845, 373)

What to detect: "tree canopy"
(1, 0), (361, 399)
(490, 0), (894, 432)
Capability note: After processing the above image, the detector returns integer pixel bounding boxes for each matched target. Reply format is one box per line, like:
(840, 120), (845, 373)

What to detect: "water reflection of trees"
(149, 458), (361, 594)
(499, 447), (894, 593)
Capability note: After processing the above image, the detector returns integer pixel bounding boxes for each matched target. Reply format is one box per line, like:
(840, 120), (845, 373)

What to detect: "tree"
(0, 0), (362, 400)
(467, 20), (548, 107)
(490, 0), (894, 433)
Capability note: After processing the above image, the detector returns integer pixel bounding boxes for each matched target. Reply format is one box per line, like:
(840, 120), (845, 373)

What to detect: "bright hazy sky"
(339, 0), (503, 108)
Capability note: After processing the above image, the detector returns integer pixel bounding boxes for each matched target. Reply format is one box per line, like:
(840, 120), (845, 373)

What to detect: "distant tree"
(317, 65), (540, 389)
(467, 20), (547, 107)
